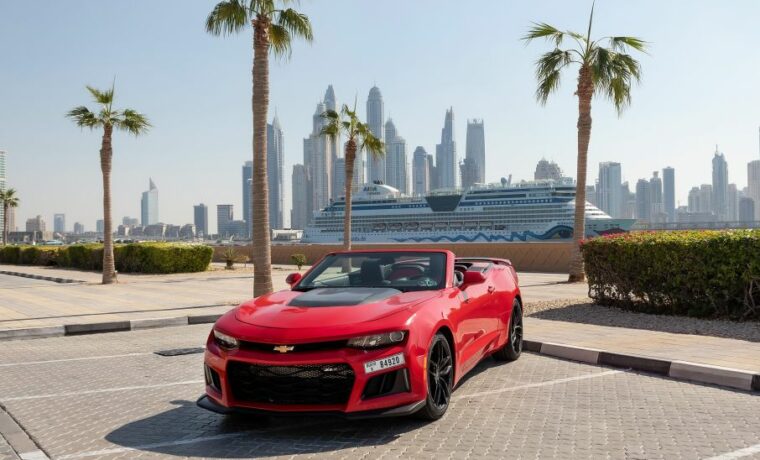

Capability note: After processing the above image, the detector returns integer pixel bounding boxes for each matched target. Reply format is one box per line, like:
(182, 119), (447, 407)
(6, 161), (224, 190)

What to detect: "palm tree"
(523, 4), (646, 282)
(67, 85), (150, 284)
(321, 103), (384, 251)
(206, 0), (313, 297)
(0, 188), (20, 245)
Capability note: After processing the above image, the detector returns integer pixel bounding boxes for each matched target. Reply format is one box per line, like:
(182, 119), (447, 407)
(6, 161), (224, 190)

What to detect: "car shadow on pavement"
(105, 399), (428, 458)
(529, 302), (760, 343)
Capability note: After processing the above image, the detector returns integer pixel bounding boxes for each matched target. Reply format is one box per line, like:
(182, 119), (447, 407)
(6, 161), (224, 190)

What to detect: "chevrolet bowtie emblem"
(273, 345), (295, 353)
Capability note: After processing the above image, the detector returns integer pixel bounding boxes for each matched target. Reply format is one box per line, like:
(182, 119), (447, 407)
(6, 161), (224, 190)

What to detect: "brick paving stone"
(0, 433), (19, 460)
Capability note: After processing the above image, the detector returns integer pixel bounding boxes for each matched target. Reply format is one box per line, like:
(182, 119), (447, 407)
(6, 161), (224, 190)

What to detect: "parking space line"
(55, 421), (324, 459)
(0, 380), (204, 402)
(704, 443), (760, 460)
(452, 369), (623, 401)
(0, 353), (152, 368)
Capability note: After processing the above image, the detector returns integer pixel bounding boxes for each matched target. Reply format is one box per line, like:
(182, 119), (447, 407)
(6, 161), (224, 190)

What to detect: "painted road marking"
(0, 353), (152, 368)
(452, 369), (623, 401)
(0, 380), (204, 402)
(704, 443), (760, 460)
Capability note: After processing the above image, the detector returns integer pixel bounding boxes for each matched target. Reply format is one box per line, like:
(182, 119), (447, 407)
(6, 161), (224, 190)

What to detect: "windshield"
(295, 252), (447, 292)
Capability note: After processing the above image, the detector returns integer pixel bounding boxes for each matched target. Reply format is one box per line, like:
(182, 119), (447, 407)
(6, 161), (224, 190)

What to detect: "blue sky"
(1, 0), (759, 231)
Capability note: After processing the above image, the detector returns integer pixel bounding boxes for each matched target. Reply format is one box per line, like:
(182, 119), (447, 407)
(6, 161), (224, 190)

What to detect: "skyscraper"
(464, 119), (485, 186)
(0, 150), (5, 241)
(53, 214), (66, 233)
(698, 184), (713, 214)
(739, 197), (755, 222)
(267, 116), (284, 229)
(712, 149), (729, 220)
(748, 160), (760, 220)
(534, 159), (563, 181)
(96, 219), (104, 234)
(194, 204), (208, 238)
(217, 204), (233, 237)
(304, 101), (331, 213)
(384, 119), (408, 193)
(140, 179), (158, 225)
(323, 85), (343, 201)
(460, 158), (479, 190)
(649, 171), (664, 221)
(366, 86), (385, 183)
(662, 167), (675, 222)
(73, 222), (84, 235)
(728, 184), (739, 221)
(324, 84), (336, 111)
(412, 147), (430, 196)
(597, 162), (622, 218)
(242, 161), (252, 237)
(26, 215), (46, 232)
(435, 108), (457, 189)
(291, 164), (310, 229)
(635, 179), (651, 221)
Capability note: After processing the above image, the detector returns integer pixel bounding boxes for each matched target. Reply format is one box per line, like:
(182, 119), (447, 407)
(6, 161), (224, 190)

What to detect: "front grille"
(239, 339), (347, 353)
(227, 361), (355, 405)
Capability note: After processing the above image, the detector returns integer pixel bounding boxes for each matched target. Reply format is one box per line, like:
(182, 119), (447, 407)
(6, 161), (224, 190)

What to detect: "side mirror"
(462, 271), (486, 287)
(285, 272), (302, 287)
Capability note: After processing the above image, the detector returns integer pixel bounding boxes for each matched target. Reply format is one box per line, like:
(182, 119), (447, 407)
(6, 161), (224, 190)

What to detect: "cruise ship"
(301, 179), (634, 244)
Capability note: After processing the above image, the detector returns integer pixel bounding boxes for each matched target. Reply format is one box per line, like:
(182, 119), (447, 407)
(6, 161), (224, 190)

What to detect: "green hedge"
(0, 243), (213, 274)
(581, 230), (760, 320)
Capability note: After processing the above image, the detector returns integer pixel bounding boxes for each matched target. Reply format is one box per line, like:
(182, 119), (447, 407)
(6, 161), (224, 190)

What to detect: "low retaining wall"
(214, 242), (573, 273)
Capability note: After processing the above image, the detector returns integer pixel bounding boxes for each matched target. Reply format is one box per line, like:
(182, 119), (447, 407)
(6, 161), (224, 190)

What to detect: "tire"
(493, 299), (523, 362)
(415, 333), (453, 421)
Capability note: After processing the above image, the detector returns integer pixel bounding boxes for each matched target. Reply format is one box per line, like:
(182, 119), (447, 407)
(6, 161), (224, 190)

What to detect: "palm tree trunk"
(569, 65), (594, 283)
(100, 124), (117, 284)
(251, 17), (273, 297)
(343, 140), (357, 251)
(2, 203), (8, 246)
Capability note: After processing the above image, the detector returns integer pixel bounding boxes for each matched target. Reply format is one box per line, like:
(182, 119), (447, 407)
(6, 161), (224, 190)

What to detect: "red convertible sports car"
(197, 249), (523, 420)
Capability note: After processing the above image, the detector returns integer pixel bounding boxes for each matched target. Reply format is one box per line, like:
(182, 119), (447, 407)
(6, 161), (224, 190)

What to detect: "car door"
(456, 270), (498, 374)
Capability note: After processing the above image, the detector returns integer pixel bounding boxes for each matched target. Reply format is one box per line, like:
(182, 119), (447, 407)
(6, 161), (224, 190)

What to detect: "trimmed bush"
(290, 253), (307, 270)
(0, 243), (212, 274)
(582, 230), (760, 320)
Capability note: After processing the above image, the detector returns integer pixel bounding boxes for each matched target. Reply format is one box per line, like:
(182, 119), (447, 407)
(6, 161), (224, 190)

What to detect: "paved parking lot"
(1, 326), (759, 459)
(0, 274), (56, 289)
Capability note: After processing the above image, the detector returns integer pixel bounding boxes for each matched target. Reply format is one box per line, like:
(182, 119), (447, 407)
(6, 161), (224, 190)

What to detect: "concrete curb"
(525, 339), (760, 393)
(0, 270), (83, 284)
(0, 406), (50, 460)
(0, 314), (224, 342)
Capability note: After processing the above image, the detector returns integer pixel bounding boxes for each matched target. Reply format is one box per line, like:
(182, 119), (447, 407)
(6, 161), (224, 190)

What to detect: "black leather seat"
(360, 260), (385, 285)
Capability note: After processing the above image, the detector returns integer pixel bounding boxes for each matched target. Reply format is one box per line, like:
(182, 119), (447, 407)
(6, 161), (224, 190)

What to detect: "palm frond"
(591, 48), (642, 114)
(277, 8), (313, 41)
(522, 22), (566, 47)
(206, 0), (249, 36)
(608, 36), (648, 53)
(268, 23), (292, 57)
(114, 109), (151, 136)
(535, 69), (563, 105)
(66, 106), (100, 128)
(86, 85), (113, 106)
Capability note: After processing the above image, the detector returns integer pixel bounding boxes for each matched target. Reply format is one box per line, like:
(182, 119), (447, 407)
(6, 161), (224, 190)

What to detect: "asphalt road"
(0, 325), (759, 460)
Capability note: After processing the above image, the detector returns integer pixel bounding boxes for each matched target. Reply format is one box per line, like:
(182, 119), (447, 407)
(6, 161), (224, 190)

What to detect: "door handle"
(487, 285), (495, 293)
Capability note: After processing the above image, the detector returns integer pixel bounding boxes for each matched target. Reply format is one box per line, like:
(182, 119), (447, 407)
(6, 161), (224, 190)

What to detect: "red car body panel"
(201, 249), (521, 417)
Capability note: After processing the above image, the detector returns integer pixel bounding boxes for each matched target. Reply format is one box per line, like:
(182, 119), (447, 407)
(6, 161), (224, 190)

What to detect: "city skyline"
(2, 1), (760, 231)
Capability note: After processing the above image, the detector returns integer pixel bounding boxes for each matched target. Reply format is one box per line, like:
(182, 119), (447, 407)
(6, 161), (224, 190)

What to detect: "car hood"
(234, 287), (438, 329)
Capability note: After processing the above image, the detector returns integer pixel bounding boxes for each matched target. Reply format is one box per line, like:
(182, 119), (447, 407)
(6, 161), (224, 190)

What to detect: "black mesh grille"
(227, 361), (355, 405)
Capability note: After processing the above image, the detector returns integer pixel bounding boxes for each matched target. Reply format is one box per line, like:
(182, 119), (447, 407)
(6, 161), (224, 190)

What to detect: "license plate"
(364, 353), (405, 375)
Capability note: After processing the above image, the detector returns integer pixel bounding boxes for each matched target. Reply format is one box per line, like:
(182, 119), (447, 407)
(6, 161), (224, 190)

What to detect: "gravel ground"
(524, 298), (760, 343)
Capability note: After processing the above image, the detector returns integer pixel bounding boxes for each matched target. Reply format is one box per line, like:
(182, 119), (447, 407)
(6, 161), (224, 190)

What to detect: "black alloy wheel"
(416, 333), (453, 420)
(493, 299), (523, 362)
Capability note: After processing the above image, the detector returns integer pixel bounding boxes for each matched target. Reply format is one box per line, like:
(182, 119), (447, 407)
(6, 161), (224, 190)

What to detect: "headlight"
(213, 330), (239, 349)
(347, 331), (407, 349)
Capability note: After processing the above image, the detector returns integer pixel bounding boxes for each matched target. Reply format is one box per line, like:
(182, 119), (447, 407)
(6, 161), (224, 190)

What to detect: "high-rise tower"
(366, 86), (385, 183)
(193, 204), (208, 238)
(597, 162), (622, 218)
(412, 147), (430, 195)
(662, 167), (675, 222)
(463, 119), (485, 187)
(384, 119), (408, 193)
(242, 161), (252, 236)
(267, 115), (284, 229)
(140, 179), (159, 226)
(435, 108), (457, 189)
(712, 148), (729, 221)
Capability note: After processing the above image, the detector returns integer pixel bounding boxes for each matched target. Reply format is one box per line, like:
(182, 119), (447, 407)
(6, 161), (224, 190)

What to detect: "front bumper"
(201, 339), (428, 418)
(196, 394), (426, 419)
